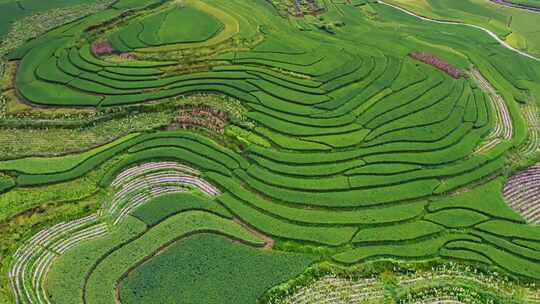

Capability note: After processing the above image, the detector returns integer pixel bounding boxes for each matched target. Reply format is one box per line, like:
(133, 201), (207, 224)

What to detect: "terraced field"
(0, 0), (539, 303)
(275, 262), (540, 304)
(504, 162), (540, 223)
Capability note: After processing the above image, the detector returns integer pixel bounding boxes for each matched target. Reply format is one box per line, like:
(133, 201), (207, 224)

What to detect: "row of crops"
(471, 68), (514, 153)
(516, 103), (540, 158)
(12, 152), (540, 303)
(2, 0), (540, 302)
(8, 41), (517, 201)
(10, 160), (319, 304)
(504, 162), (540, 224)
(10, 161), (237, 304)
(275, 263), (540, 303)
(5, 130), (540, 286)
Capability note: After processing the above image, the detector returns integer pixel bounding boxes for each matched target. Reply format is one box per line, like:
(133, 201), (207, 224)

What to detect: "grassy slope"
(384, 0), (540, 58)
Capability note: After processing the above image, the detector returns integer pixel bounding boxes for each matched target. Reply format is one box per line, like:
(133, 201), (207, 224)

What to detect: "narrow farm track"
(504, 162), (540, 224)
(233, 218), (275, 249)
(377, 0), (540, 62)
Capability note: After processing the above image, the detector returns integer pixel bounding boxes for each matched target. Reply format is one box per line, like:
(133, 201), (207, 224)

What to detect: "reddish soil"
(233, 218), (275, 249)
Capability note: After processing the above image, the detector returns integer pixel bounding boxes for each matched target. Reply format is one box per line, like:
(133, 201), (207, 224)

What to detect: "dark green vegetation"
(130, 192), (232, 226)
(120, 233), (316, 304)
(0, 0), (540, 303)
(0, 174), (15, 193)
(10, 129), (540, 284)
(47, 210), (269, 304)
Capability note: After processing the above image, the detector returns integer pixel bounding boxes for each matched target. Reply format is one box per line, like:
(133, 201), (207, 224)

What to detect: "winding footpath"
(377, 0), (540, 62)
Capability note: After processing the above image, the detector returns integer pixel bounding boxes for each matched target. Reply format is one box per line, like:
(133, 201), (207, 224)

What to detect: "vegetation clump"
(410, 52), (464, 79)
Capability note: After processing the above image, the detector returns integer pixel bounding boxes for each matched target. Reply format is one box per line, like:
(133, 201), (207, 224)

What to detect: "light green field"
(385, 0), (540, 58)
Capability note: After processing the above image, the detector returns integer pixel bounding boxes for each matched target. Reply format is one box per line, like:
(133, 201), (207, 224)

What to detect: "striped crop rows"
(471, 68), (513, 154)
(105, 161), (219, 225)
(10, 215), (106, 304)
(503, 162), (540, 224)
(6, 128), (539, 285)
(10, 161), (218, 304)
(5, 0), (517, 212)
(277, 265), (540, 304)
(280, 276), (384, 304)
(518, 103), (540, 157)
(3, 0), (540, 302)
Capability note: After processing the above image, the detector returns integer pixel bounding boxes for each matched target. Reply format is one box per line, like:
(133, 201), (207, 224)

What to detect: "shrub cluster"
(410, 51), (463, 79)
(90, 41), (115, 57)
(170, 105), (226, 134)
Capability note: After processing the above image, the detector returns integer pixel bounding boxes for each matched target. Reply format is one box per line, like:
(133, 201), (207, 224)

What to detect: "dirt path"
(233, 219), (274, 249)
(377, 0), (540, 63)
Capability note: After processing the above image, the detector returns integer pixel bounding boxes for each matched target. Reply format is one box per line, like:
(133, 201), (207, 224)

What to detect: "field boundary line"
(377, 0), (540, 63)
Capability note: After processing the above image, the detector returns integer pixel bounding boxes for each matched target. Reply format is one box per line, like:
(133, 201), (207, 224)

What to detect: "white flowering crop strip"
(10, 161), (218, 303)
(519, 104), (540, 157)
(111, 162), (200, 188)
(282, 276), (384, 304)
(9, 215), (107, 304)
(472, 68), (513, 154)
(277, 264), (540, 304)
(105, 161), (219, 225)
(503, 163), (540, 224)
